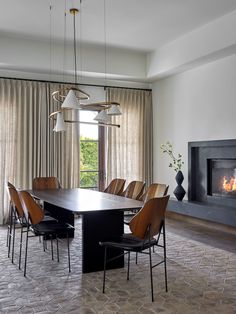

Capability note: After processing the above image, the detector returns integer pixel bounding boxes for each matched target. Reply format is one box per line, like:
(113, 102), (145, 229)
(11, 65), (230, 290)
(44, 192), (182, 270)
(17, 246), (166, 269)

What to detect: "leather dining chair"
(100, 195), (170, 302)
(103, 178), (126, 195)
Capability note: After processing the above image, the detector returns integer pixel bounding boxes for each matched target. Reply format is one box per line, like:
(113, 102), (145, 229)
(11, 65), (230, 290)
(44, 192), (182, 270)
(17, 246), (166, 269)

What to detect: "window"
(80, 111), (104, 190)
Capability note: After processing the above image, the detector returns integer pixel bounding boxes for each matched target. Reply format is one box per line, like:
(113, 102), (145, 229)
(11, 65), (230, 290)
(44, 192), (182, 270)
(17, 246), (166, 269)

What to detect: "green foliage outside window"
(80, 136), (99, 188)
(80, 171), (98, 188)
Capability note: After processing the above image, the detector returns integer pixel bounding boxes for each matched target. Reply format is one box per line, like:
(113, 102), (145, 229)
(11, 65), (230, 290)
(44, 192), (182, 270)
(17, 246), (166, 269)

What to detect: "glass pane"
(80, 141), (98, 171)
(80, 111), (98, 140)
(80, 171), (98, 188)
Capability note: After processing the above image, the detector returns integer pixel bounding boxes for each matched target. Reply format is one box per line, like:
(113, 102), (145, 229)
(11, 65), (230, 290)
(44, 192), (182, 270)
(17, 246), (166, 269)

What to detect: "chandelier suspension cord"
(62, 0), (67, 83)
(73, 9), (77, 85)
(49, 3), (52, 82)
(79, 0), (83, 82)
(104, 0), (107, 89)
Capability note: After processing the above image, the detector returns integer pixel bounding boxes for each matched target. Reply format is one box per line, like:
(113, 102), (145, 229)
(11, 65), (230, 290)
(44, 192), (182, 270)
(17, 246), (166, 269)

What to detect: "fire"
(222, 176), (236, 192)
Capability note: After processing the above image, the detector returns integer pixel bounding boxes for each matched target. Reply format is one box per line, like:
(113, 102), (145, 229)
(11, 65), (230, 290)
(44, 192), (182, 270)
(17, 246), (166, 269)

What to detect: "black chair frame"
(7, 201), (28, 268)
(101, 220), (167, 302)
(24, 215), (73, 277)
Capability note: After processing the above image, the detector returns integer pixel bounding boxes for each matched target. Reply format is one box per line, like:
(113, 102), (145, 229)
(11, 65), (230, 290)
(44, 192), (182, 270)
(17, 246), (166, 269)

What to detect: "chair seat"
(31, 222), (74, 236)
(100, 233), (156, 252)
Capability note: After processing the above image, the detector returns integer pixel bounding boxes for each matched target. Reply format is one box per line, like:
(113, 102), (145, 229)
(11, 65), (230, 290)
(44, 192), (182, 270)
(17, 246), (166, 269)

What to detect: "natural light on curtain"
(106, 87), (153, 187)
(0, 78), (81, 224)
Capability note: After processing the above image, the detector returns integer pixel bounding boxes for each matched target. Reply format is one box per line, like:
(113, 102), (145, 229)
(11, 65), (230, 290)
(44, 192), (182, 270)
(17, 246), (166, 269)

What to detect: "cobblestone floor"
(0, 217), (235, 314)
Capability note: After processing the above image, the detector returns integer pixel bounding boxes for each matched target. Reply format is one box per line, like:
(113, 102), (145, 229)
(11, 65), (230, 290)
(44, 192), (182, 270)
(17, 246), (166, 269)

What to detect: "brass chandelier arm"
(52, 87), (90, 103)
(49, 110), (120, 128)
(80, 101), (120, 111)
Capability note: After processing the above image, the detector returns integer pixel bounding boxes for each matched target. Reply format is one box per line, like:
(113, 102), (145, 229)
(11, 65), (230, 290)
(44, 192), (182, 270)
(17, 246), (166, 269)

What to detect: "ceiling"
(1, 0), (236, 52)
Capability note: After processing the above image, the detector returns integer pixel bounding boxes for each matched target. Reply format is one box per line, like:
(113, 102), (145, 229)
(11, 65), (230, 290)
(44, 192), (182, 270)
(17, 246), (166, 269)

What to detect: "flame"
(222, 176), (236, 192)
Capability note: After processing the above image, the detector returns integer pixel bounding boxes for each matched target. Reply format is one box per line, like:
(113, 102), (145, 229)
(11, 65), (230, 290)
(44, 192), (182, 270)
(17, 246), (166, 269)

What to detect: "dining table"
(28, 188), (143, 273)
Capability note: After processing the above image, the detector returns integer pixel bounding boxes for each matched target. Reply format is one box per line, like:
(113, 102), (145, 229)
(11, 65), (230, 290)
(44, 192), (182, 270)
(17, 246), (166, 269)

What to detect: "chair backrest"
(33, 177), (61, 190)
(104, 178), (126, 195)
(7, 181), (16, 190)
(7, 183), (25, 219)
(122, 181), (145, 200)
(19, 191), (44, 225)
(129, 195), (170, 239)
(140, 183), (169, 202)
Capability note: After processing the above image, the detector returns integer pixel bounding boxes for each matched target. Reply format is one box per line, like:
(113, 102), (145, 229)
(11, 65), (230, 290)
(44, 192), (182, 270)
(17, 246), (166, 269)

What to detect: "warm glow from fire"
(222, 176), (236, 192)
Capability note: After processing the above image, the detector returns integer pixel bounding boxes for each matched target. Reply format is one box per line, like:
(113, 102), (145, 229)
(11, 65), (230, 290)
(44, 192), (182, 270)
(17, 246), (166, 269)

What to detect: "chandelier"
(50, 7), (121, 132)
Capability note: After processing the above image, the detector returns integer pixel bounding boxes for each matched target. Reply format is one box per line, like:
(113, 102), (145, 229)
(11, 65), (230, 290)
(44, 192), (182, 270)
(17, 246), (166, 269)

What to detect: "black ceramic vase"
(173, 170), (186, 201)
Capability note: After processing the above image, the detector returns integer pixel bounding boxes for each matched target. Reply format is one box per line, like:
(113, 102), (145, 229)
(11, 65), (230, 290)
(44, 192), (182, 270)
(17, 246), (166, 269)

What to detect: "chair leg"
(102, 247), (107, 293)
(127, 251), (130, 280)
(50, 235), (54, 260)
(7, 211), (13, 258)
(163, 222), (168, 292)
(6, 225), (10, 247)
(7, 204), (13, 250)
(67, 233), (71, 272)
(149, 246), (154, 302)
(56, 238), (59, 262)
(24, 228), (29, 277)
(19, 225), (24, 269)
(43, 236), (46, 251)
(135, 252), (138, 264)
(11, 216), (16, 264)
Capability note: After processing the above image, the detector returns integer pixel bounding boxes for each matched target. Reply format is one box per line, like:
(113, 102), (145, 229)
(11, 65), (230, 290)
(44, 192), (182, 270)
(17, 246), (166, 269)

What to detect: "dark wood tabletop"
(28, 188), (143, 214)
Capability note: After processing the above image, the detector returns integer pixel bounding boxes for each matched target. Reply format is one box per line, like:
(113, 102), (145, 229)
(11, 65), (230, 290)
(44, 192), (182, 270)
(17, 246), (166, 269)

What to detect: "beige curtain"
(0, 78), (80, 224)
(106, 87), (153, 186)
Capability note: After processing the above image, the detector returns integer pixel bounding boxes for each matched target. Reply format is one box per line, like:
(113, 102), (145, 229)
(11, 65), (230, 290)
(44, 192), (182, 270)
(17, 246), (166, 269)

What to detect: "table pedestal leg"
(82, 210), (124, 273)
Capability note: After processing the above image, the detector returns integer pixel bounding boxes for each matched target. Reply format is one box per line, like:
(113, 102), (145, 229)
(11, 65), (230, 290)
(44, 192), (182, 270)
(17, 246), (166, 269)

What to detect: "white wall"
(152, 53), (236, 197)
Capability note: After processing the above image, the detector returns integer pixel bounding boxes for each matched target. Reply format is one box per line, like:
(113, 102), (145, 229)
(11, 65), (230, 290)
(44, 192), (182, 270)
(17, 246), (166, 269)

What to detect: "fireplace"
(207, 158), (236, 198)
(174, 139), (236, 227)
(168, 140), (236, 227)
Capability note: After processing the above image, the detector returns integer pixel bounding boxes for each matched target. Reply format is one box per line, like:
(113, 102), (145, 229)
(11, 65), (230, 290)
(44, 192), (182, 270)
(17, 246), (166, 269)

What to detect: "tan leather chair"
(122, 181), (145, 200)
(104, 178), (126, 195)
(33, 177), (61, 190)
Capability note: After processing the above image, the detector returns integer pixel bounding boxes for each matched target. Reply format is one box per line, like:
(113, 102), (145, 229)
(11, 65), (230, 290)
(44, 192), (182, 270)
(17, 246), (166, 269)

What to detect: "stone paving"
(0, 217), (235, 313)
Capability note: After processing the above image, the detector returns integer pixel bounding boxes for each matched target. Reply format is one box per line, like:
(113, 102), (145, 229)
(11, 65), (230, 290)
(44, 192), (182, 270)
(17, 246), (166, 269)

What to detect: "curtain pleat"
(106, 87), (153, 187)
(0, 79), (80, 224)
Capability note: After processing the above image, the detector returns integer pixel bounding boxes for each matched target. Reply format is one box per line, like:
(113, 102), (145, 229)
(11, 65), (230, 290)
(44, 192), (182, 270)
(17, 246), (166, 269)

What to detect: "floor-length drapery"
(0, 78), (80, 224)
(106, 87), (153, 186)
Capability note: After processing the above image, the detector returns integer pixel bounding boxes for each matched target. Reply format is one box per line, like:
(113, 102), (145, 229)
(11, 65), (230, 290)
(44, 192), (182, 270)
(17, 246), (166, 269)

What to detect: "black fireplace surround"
(168, 139), (236, 228)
